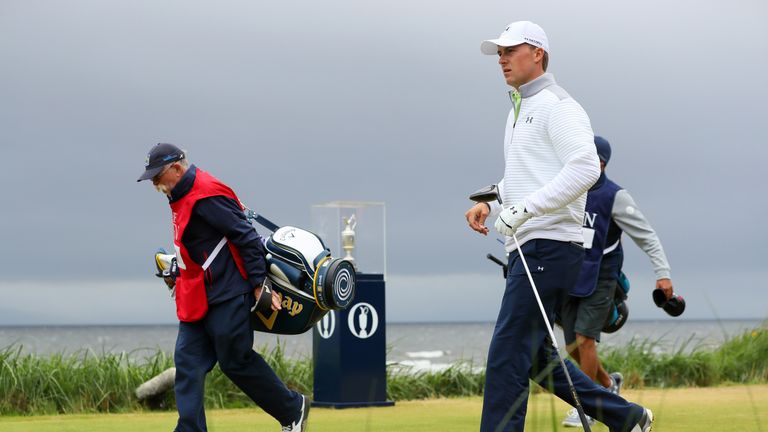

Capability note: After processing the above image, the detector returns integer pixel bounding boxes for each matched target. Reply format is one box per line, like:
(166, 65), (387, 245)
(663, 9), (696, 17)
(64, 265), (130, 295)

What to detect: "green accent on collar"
(508, 90), (522, 124)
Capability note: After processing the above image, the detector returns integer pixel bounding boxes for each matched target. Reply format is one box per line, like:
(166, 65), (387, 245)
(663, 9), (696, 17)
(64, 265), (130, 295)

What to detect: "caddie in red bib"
(138, 143), (310, 432)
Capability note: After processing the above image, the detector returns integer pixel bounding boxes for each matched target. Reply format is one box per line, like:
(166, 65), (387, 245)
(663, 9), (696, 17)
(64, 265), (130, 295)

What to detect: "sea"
(0, 320), (762, 373)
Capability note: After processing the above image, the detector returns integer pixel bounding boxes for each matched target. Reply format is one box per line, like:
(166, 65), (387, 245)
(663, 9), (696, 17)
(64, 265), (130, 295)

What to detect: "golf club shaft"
(512, 233), (592, 432)
(486, 253), (506, 268)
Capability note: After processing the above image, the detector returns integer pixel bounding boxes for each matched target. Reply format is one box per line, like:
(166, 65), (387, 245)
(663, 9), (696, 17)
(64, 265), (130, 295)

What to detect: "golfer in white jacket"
(465, 20), (654, 432)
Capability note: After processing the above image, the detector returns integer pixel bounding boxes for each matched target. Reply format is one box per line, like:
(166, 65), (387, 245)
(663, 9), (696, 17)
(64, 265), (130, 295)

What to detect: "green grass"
(0, 343), (312, 415)
(388, 361), (485, 400)
(1, 322), (766, 416)
(1, 385), (766, 431)
(601, 322), (768, 388)
(0, 346), (172, 414)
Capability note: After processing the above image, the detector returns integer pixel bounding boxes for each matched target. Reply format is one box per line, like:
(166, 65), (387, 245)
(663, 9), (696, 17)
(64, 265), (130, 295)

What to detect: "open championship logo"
(347, 302), (379, 339)
(316, 310), (335, 339)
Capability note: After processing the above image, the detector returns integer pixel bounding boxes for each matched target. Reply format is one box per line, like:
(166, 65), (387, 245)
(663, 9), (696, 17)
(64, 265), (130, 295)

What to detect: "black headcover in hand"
(653, 288), (685, 317)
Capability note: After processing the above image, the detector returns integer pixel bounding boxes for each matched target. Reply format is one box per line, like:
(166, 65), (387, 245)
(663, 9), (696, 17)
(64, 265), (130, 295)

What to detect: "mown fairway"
(1, 385), (766, 431)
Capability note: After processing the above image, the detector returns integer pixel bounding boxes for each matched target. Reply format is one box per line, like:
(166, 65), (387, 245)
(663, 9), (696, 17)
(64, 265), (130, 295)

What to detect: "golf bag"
(254, 226), (356, 334)
(155, 226), (356, 335)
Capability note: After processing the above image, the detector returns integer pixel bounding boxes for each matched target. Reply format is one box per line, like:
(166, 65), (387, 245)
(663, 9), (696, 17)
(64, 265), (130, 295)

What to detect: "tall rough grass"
(0, 346), (172, 415)
(1, 323), (765, 415)
(601, 322), (768, 388)
(387, 362), (485, 400)
(0, 344), (310, 416)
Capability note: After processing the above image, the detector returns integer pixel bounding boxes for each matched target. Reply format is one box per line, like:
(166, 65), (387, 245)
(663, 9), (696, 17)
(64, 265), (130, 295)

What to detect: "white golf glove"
(495, 203), (532, 237)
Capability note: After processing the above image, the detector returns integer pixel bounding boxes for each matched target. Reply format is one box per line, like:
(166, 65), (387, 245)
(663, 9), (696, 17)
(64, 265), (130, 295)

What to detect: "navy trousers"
(481, 239), (644, 432)
(174, 292), (302, 432)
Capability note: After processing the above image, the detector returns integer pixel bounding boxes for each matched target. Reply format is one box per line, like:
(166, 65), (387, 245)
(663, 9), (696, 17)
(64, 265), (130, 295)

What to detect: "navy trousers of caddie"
(174, 292), (302, 432)
(481, 239), (644, 432)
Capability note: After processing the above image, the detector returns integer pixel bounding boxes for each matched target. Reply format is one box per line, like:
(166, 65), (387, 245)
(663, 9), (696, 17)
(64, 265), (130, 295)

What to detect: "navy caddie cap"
(594, 136), (611, 164)
(137, 143), (185, 182)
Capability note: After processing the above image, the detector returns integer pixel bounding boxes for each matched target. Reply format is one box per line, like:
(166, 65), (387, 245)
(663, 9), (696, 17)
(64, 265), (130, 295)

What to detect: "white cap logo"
(347, 302), (379, 339)
(481, 21), (550, 55)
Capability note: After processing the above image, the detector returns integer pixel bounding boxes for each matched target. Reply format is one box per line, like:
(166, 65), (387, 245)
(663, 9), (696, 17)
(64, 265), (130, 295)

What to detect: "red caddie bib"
(169, 168), (249, 322)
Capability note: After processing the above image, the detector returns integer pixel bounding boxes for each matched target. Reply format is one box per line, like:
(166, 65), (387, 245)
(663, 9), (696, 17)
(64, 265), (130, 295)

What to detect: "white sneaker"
(629, 408), (653, 432)
(562, 408), (595, 428)
(282, 394), (310, 432)
(609, 372), (624, 395)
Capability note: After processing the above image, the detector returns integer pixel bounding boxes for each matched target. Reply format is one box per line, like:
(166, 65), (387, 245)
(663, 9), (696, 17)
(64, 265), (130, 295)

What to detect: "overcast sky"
(1, 0), (766, 325)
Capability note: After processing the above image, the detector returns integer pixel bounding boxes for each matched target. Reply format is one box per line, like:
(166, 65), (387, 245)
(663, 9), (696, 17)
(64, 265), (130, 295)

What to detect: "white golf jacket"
(488, 73), (600, 252)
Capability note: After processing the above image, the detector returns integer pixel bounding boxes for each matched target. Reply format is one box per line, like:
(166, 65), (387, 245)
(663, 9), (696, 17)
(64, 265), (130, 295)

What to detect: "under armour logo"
(537, 266), (544, 271)
(525, 116), (534, 123)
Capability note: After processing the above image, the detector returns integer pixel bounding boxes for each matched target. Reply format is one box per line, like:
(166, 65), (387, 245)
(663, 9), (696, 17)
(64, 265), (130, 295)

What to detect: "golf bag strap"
(251, 278), (274, 313)
(243, 207), (280, 232)
(201, 237), (227, 271)
(603, 239), (621, 255)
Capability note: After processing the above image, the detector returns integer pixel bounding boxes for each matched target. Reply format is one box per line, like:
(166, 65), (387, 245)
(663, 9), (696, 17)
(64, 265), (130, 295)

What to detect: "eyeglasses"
(152, 163), (175, 184)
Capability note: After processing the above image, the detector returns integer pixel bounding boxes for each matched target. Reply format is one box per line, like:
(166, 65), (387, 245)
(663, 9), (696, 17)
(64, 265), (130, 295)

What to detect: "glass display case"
(311, 201), (386, 277)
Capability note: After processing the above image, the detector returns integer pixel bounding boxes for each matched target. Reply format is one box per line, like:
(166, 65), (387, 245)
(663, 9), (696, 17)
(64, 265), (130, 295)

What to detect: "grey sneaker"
(609, 372), (624, 395)
(282, 394), (310, 432)
(562, 408), (595, 428)
(629, 408), (653, 432)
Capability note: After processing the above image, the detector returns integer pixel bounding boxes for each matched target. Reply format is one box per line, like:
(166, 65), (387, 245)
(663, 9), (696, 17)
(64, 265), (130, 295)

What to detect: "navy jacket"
(169, 165), (267, 305)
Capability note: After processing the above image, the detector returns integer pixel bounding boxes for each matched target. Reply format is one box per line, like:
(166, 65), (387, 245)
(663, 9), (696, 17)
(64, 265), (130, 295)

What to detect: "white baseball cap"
(480, 21), (549, 55)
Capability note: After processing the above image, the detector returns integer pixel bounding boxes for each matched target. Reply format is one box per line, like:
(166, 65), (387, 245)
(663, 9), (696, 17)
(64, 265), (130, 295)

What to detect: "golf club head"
(653, 288), (686, 317)
(469, 184), (501, 203)
(154, 248), (177, 294)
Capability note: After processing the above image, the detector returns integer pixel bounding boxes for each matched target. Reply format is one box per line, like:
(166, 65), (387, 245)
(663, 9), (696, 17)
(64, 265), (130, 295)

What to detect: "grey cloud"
(0, 0), (766, 322)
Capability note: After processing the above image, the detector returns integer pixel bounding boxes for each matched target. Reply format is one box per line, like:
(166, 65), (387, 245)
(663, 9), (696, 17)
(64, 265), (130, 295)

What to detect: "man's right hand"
(254, 281), (283, 312)
(465, 203), (490, 235)
(656, 278), (674, 300)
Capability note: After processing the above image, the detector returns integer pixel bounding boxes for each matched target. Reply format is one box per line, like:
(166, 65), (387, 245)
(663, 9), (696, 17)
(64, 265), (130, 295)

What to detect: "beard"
(155, 183), (169, 195)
